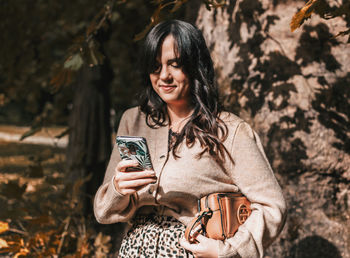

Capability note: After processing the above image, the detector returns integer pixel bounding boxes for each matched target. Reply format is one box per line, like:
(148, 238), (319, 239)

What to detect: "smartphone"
(116, 136), (153, 171)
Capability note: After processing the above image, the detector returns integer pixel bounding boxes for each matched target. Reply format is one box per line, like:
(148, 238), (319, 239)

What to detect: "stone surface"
(196, 0), (350, 256)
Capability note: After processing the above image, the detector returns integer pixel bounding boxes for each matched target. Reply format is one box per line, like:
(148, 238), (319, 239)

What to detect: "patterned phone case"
(116, 136), (153, 171)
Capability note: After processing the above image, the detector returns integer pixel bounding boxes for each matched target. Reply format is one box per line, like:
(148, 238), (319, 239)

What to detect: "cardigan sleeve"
(93, 109), (138, 223)
(218, 122), (286, 258)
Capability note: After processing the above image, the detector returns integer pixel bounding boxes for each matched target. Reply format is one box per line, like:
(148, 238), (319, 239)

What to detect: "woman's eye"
(171, 62), (180, 68)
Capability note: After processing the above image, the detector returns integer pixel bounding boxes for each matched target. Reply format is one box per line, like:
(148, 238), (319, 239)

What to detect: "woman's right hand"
(114, 159), (157, 195)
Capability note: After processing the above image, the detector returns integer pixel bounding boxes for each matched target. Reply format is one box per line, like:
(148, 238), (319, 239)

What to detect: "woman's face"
(149, 35), (191, 109)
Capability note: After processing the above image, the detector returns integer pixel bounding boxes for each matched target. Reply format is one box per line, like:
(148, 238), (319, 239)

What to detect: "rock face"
(195, 0), (350, 257)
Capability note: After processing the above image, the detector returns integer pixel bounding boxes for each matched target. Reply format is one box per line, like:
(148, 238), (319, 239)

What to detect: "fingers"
(115, 160), (156, 182)
(116, 159), (139, 172)
(117, 169), (156, 180)
(179, 236), (219, 258)
(114, 160), (157, 195)
(179, 237), (193, 251)
(194, 234), (206, 242)
(187, 224), (202, 243)
(114, 176), (157, 195)
(117, 181), (156, 195)
(179, 237), (202, 257)
(118, 177), (157, 189)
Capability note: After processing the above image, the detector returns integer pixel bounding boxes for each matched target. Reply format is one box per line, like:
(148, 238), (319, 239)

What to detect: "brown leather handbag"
(185, 192), (251, 243)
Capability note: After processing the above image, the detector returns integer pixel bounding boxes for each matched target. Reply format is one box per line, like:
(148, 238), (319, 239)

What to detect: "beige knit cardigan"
(94, 106), (286, 258)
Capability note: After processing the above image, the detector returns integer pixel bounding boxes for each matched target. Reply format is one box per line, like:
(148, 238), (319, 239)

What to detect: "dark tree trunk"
(66, 60), (113, 215)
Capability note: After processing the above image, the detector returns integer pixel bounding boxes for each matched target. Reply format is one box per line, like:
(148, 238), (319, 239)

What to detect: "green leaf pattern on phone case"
(116, 138), (153, 170)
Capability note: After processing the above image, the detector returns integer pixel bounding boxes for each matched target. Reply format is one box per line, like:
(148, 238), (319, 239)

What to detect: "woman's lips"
(160, 85), (176, 92)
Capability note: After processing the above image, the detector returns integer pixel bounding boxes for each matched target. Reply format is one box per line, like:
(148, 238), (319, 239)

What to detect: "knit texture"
(94, 106), (286, 258)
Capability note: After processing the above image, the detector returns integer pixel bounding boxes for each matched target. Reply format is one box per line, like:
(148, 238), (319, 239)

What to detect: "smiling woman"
(149, 35), (191, 116)
(94, 20), (286, 258)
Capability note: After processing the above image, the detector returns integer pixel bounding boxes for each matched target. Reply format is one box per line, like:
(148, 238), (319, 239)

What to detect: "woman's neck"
(167, 104), (194, 132)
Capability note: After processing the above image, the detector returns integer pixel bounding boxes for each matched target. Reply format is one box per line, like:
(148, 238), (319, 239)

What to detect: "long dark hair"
(140, 20), (228, 164)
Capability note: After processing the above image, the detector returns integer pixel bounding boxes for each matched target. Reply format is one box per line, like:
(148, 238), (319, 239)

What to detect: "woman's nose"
(159, 65), (171, 81)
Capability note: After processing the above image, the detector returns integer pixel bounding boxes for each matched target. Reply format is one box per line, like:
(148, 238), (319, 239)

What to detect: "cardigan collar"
(150, 119), (170, 173)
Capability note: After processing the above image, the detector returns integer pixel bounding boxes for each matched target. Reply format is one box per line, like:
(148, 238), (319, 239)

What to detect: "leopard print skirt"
(118, 214), (194, 258)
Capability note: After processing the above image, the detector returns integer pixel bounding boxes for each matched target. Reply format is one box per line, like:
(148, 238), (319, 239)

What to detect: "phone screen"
(116, 136), (153, 171)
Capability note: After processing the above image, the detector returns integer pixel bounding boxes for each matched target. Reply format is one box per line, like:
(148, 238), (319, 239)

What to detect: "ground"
(0, 127), (111, 257)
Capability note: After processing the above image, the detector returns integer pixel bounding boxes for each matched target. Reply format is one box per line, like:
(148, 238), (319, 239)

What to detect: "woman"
(94, 20), (286, 258)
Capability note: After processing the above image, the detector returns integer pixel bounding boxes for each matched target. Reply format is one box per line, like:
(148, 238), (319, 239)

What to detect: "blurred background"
(0, 0), (349, 257)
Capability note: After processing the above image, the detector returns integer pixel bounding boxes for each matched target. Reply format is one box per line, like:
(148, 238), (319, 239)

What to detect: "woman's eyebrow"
(167, 58), (179, 64)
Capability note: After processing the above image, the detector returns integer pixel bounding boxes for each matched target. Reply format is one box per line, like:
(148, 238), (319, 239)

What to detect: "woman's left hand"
(179, 234), (219, 258)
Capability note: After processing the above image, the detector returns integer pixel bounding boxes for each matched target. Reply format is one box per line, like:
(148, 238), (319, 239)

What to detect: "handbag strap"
(185, 192), (251, 243)
(184, 208), (213, 243)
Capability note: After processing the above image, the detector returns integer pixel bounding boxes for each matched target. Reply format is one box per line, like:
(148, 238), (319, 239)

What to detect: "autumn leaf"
(0, 238), (9, 248)
(14, 247), (30, 258)
(203, 0), (227, 10)
(0, 93), (8, 107)
(50, 68), (74, 91)
(24, 215), (55, 227)
(64, 54), (84, 71)
(94, 232), (111, 247)
(290, 0), (319, 32)
(94, 232), (111, 257)
(86, 40), (105, 66)
(80, 241), (90, 257)
(75, 235), (91, 257)
(0, 222), (9, 234)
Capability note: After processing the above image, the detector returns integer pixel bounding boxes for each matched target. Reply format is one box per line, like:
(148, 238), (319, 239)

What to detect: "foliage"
(50, 0), (119, 91)
(1, 1), (79, 125)
(1, 0), (348, 134)
(291, 0), (350, 42)
(49, 0), (227, 92)
(0, 142), (111, 257)
(1, 0), (227, 138)
(134, 0), (227, 40)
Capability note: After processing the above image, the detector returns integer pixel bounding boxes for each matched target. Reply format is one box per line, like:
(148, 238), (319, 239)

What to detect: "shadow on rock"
(288, 235), (341, 258)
